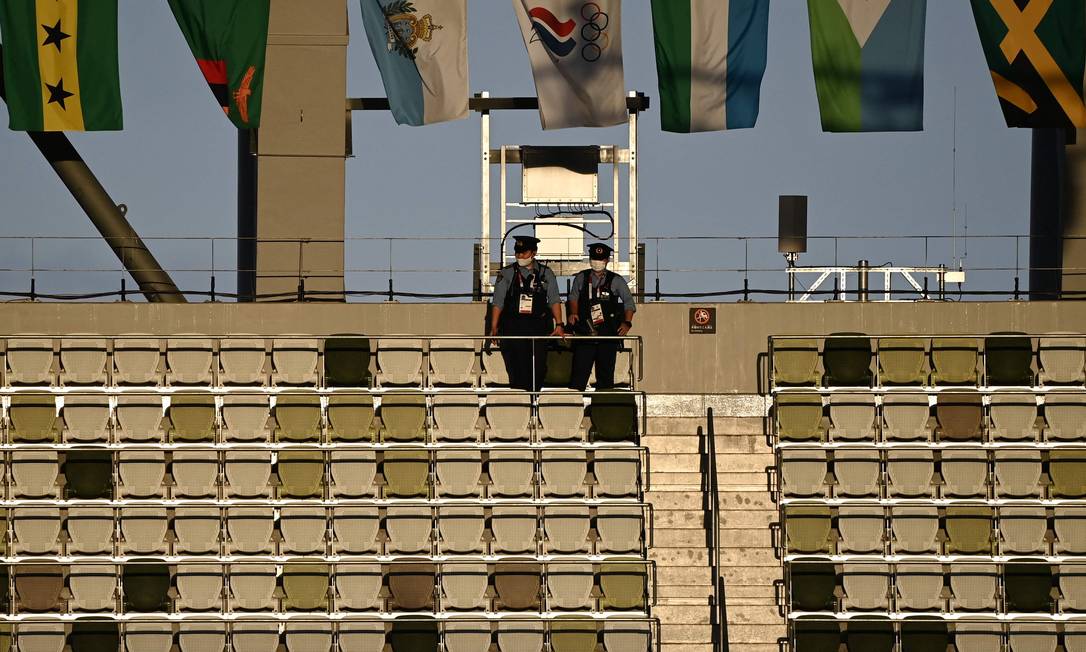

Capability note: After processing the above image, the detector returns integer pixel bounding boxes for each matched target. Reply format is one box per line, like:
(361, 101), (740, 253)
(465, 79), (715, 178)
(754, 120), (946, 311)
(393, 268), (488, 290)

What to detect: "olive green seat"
(945, 506), (994, 554)
(931, 337), (979, 385)
(546, 342), (575, 387)
(773, 338), (820, 386)
(985, 333), (1034, 386)
(877, 337), (928, 385)
(324, 336), (372, 387)
(122, 563), (171, 612)
(900, 618), (948, 652)
(0, 567), (9, 613)
(9, 393), (58, 442)
(589, 391), (638, 442)
(776, 393), (824, 442)
(790, 562), (837, 611)
(823, 333), (873, 386)
(168, 393), (216, 442)
(381, 391), (427, 442)
(599, 562), (648, 611)
(274, 394), (322, 442)
(1050, 450), (1086, 498)
(388, 618), (439, 652)
(383, 449), (430, 498)
(277, 450), (325, 498)
(550, 617), (598, 652)
(68, 620), (119, 652)
(935, 391), (984, 441)
(785, 505), (833, 554)
(1004, 562), (1053, 613)
(844, 618), (894, 652)
(327, 392), (376, 442)
(282, 563), (329, 611)
(0, 625), (9, 652)
(64, 451), (113, 499)
(792, 618), (840, 652)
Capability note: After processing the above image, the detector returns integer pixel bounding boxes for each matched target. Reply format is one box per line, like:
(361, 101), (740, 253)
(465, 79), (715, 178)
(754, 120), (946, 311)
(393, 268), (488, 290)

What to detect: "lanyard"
(589, 272), (607, 300)
(515, 267), (538, 292)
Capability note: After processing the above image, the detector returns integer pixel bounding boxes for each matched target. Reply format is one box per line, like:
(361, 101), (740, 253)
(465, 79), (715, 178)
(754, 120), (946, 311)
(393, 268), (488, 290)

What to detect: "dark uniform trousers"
(570, 338), (619, 390)
(500, 316), (550, 392)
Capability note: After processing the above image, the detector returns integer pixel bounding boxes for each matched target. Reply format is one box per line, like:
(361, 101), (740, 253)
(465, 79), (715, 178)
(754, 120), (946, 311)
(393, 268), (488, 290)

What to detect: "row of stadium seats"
(1, 447), (643, 500)
(1, 390), (640, 444)
(0, 337), (634, 389)
(789, 560), (1085, 613)
(0, 618), (654, 652)
(0, 560), (653, 613)
(783, 503), (1086, 555)
(791, 618), (1082, 652)
(772, 334), (1086, 387)
(780, 446), (1086, 499)
(0, 504), (648, 556)
(775, 390), (1086, 442)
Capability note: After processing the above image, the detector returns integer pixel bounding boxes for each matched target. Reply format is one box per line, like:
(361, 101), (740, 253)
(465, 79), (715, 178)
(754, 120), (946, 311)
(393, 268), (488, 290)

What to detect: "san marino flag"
(360, 0), (469, 126)
(808, 0), (927, 132)
(650, 0), (770, 133)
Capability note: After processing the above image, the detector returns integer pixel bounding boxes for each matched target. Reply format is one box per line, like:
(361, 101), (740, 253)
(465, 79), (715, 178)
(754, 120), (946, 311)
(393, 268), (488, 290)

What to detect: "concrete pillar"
(255, 0), (348, 301)
(1063, 129), (1086, 297)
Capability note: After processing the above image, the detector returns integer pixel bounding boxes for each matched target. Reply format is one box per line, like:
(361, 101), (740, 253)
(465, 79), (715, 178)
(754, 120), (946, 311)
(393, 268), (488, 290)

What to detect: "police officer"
(489, 236), (565, 391)
(568, 243), (635, 390)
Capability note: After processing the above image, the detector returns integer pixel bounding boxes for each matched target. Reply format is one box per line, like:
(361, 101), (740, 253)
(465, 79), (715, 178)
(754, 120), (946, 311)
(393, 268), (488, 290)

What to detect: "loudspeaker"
(778, 195), (808, 254)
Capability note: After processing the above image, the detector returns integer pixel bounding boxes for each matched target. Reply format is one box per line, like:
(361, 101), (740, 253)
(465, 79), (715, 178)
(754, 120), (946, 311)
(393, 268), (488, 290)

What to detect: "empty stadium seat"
(173, 507), (221, 554)
(601, 562), (648, 611)
(282, 563), (329, 611)
(166, 338), (213, 385)
(11, 450), (59, 498)
(949, 563), (998, 611)
(538, 393), (585, 441)
(1060, 563), (1086, 612)
(841, 564), (890, 611)
(64, 450), (113, 499)
(545, 505), (591, 553)
(227, 507), (274, 554)
(230, 620), (280, 652)
(15, 564), (63, 612)
(279, 506), (327, 553)
(438, 505), (485, 554)
(877, 338), (927, 385)
(386, 505), (433, 554)
(489, 449), (535, 497)
(881, 392), (930, 441)
(9, 393), (58, 442)
(15, 623), (66, 652)
(773, 338), (819, 386)
(886, 448), (935, 497)
(332, 506), (380, 554)
(271, 338), (319, 385)
(284, 621), (332, 652)
(330, 449), (377, 497)
(602, 620), (651, 652)
(931, 337), (979, 385)
(549, 562), (594, 610)
(175, 563), (223, 611)
(327, 392), (376, 441)
(595, 448), (641, 498)
(844, 618), (894, 652)
(172, 450), (220, 498)
(494, 562), (541, 611)
(68, 564), (117, 611)
(122, 563), (171, 612)
(225, 451), (273, 497)
(335, 563), (382, 610)
(273, 393), (321, 442)
(482, 349), (510, 387)
(1038, 335), (1086, 384)
(890, 505), (939, 554)
(441, 562), (489, 610)
(445, 620), (492, 652)
(597, 506), (644, 554)
(61, 395), (110, 442)
(66, 506), (115, 554)
(1056, 507), (1086, 554)
(59, 338), (108, 385)
(545, 342), (575, 387)
(590, 391), (638, 442)
(429, 339), (477, 386)
(323, 336), (372, 387)
(784, 505), (832, 554)
(990, 390), (1039, 441)
(124, 622), (174, 652)
(431, 393), (481, 441)
(940, 448), (989, 498)
(1051, 449), (1086, 497)
(994, 448), (1042, 497)
(388, 618), (439, 652)
(218, 338), (266, 385)
(935, 391), (983, 441)
(833, 448), (880, 497)
(113, 338), (161, 385)
(999, 505), (1048, 555)
(1004, 562), (1053, 612)
(789, 562), (836, 611)
(377, 338), (424, 386)
(228, 564), (277, 611)
(945, 506), (994, 554)
(436, 449), (483, 497)
(491, 505), (538, 553)
(115, 394), (165, 441)
(1008, 622), (1057, 652)
(387, 562), (436, 611)
(178, 622), (226, 652)
(497, 620), (543, 652)
(277, 450), (325, 498)
(6, 338), (54, 385)
(13, 507), (61, 554)
(485, 391), (532, 441)
(776, 392), (824, 442)
(121, 508), (169, 555)
(827, 392), (876, 440)
(383, 449), (430, 498)
(837, 505), (885, 554)
(222, 394), (272, 442)
(167, 393), (216, 442)
(69, 621), (119, 652)
(822, 334), (873, 386)
(381, 391), (427, 442)
(118, 450), (166, 497)
(985, 333), (1034, 386)
(895, 564), (944, 612)
(1044, 389), (1086, 441)
(541, 449), (587, 497)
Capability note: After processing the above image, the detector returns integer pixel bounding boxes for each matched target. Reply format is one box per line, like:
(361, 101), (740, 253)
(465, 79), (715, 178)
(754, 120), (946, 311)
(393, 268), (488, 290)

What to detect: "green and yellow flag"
(0, 0), (122, 131)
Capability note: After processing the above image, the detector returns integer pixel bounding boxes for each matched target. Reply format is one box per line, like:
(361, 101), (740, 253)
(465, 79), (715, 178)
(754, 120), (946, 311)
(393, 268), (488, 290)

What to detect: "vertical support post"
(857, 259), (870, 302)
(472, 243), (483, 301)
(237, 129), (257, 302)
(627, 93), (639, 296)
(938, 264), (947, 300)
(480, 91), (491, 295)
(636, 243), (646, 304)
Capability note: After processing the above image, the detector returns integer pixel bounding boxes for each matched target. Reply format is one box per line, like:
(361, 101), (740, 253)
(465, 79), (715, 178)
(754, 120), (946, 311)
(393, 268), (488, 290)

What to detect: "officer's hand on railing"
(617, 322), (631, 337)
(551, 323), (566, 338)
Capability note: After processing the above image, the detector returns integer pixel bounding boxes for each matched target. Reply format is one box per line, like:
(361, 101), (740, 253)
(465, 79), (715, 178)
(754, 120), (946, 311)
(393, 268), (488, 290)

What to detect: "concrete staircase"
(645, 406), (785, 652)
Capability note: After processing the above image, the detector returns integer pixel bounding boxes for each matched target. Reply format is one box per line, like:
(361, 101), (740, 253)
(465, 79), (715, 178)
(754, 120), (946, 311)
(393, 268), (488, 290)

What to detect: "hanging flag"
(650, 0), (769, 133)
(360, 0), (469, 126)
(167, 0), (270, 129)
(513, 0), (626, 130)
(0, 0), (122, 131)
(808, 0), (927, 132)
(970, 0), (1086, 128)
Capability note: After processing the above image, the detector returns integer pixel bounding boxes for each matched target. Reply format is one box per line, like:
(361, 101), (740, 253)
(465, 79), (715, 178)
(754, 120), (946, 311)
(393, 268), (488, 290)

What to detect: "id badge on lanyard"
(518, 272), (535, 315)
(590, 278), (606, 325)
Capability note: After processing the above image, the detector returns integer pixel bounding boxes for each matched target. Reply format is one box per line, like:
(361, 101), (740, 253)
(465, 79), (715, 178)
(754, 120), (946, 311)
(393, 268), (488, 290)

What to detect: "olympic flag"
(513, 0), (626, 130)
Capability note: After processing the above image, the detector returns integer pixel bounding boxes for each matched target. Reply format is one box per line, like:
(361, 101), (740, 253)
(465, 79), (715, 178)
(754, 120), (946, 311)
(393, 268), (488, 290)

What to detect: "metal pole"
(938, 264), (947, 300)
(237, 129), (258, 302)
(472, 243), (483, 301)
(857, 259), (870, 302)
(636, 242), (646, 304)
(628, 92), (639, 295)
(0, 44), (184, 303)
(479, 92), (491, 295)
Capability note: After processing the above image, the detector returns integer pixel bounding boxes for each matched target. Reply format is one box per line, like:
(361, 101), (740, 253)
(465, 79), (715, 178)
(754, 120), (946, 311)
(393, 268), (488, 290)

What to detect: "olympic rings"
(579, 2), (610, 62)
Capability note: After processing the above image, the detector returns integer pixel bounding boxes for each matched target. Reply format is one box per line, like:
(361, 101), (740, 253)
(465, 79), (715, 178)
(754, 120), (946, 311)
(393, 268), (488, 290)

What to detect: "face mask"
(590, 260), (607, 272)
(517, 256), (534, 267)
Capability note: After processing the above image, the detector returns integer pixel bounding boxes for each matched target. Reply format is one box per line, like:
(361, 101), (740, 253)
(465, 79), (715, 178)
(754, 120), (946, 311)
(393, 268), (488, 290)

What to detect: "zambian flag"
(970, 0), (1086, 128)
(168, 0), (270, 129)
(0, 0), (122, 131)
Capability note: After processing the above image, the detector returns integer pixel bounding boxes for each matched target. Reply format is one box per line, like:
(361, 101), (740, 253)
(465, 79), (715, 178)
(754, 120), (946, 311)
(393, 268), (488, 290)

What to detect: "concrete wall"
(3, 301), (1084, 394)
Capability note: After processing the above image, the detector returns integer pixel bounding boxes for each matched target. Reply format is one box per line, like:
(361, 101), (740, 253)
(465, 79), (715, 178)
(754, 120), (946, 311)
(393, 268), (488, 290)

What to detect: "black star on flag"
(45, 79), (74, 110)
(41, 20), (71, 52)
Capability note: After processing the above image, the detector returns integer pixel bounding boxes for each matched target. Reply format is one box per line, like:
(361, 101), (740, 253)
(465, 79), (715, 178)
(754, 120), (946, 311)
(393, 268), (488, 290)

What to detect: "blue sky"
(0, 1), (1030, 300)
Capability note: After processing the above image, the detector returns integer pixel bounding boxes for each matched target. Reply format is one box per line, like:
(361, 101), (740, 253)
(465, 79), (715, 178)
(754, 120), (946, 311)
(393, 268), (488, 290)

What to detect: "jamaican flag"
(168, 0), (270, 129)
(971, 0), (1086, 128)
(0, 0), (122, 131)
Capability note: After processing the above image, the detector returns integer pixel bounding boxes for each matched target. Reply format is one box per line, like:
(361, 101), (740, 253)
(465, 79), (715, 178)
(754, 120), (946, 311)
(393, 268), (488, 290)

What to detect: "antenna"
(952, 85), (958, 263)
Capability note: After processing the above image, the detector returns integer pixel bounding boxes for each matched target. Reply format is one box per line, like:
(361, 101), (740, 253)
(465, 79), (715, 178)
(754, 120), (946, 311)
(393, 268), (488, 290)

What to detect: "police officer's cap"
(588, 243), (614, 260)
(513, 236), (540, 251)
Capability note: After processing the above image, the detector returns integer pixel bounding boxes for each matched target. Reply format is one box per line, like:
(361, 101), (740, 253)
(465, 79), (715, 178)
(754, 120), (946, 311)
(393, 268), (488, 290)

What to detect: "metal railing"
(702, 407), (729, 652)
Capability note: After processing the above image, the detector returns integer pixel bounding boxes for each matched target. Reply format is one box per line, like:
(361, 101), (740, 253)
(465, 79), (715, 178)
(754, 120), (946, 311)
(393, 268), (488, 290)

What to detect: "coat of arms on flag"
(381, 0), (442, 59)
